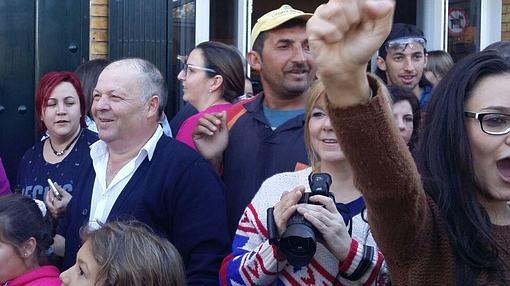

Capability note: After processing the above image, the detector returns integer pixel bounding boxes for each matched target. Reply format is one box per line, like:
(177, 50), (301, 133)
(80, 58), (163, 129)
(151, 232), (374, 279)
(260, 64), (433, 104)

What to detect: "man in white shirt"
(57, 58), (230, 285)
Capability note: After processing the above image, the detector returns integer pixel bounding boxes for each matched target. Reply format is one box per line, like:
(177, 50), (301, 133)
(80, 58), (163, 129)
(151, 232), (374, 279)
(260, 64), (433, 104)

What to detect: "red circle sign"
(448, 8), (469, 35)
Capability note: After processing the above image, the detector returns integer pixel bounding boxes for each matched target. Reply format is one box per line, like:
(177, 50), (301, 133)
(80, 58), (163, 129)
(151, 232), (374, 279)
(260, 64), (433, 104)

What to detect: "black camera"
(267, 172), (333, 267)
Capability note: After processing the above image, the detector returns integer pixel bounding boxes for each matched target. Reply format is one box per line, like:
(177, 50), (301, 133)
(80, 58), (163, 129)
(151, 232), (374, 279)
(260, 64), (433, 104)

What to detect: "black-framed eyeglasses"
(177, 55), (217, 77)
(465, 111), (510, 135)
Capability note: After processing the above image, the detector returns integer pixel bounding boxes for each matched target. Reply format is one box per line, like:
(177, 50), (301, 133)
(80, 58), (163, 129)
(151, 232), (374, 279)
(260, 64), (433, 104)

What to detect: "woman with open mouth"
(307, 0), (510, 284)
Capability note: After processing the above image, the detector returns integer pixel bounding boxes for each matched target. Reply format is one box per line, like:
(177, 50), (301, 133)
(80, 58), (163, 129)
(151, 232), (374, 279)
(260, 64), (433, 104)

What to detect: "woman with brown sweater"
(307, 0), (510, 284)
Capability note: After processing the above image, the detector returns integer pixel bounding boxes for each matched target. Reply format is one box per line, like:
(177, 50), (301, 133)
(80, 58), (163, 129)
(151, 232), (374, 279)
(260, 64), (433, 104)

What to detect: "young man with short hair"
(376, 23), (432, 108)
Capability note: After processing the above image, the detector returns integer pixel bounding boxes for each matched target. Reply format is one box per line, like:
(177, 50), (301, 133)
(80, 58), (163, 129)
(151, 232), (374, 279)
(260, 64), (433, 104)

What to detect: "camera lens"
(275, 172), (332, 267)
(284, 236), (314, 256)
(279, 223), (317, 267)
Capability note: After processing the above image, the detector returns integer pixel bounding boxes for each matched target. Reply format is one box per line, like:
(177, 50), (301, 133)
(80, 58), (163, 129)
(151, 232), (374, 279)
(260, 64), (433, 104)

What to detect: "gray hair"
(109, 58), (167, 115)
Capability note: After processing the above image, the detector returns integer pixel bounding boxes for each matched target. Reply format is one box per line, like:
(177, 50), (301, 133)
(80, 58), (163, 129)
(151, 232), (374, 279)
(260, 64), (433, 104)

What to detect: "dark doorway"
(395, 0), (417, 25)
(0, 0), (89, 185)
(109, 0), (182, 120)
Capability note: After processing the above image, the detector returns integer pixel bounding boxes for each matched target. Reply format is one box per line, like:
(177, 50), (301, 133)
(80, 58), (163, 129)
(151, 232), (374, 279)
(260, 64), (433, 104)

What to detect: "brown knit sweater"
(327, 75), (510, 285)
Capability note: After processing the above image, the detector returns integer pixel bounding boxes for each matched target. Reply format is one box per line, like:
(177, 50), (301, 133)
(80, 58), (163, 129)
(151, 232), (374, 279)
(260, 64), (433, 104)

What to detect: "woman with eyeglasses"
(175, 41), (245, 150)
(220, 80), (389, 286)
(307, 0), (510, 284)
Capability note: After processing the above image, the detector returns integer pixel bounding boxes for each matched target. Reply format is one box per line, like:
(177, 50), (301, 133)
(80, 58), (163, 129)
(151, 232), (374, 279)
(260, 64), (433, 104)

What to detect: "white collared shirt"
(88, 126), (163, 229)
(158, 112), (173, 137)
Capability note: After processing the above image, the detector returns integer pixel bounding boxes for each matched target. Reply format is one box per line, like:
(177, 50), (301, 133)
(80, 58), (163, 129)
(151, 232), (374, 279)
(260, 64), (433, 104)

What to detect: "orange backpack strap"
(226, 97), (257, 130)
(294, 162), (309, 171)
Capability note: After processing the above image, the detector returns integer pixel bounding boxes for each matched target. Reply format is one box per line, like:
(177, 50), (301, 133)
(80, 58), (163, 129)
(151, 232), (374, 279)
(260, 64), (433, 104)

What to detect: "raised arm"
(307, 0), (432, 263)
(307, 0), (394, 106)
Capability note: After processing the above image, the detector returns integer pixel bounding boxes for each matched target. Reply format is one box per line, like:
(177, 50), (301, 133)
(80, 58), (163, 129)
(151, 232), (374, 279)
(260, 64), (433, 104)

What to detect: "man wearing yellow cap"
(194, 5), (316, 236)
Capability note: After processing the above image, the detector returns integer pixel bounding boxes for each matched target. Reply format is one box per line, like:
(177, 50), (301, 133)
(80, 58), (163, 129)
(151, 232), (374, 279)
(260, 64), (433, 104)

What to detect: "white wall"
(480, 0), (502, 49)
(195, 0), (210, 44)
(237, 0), (251, 59)
(417, 0), (446, 51)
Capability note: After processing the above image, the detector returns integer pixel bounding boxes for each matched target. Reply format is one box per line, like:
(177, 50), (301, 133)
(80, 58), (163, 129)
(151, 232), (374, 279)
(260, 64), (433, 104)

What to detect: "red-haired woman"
(16, 72), (98, 218)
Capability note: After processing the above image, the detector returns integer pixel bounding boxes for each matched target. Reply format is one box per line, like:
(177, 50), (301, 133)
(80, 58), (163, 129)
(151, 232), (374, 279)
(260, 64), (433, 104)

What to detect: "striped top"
(220, 168), (388, 285)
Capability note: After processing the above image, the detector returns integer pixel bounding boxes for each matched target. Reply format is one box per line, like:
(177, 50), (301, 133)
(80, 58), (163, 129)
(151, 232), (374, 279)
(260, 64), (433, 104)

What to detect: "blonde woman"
(220, 81), (388, 285)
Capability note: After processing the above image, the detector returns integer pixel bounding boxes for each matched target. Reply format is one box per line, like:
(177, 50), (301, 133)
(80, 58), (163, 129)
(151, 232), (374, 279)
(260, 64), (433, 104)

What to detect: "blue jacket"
(223, 94), (309, 236)
(419, 85), (433, 109)
(59, 135), (230, 285)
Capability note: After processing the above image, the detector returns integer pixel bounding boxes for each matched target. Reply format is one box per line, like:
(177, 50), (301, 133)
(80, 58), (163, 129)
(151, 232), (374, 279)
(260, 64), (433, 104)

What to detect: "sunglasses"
(385, 37), (427, 52)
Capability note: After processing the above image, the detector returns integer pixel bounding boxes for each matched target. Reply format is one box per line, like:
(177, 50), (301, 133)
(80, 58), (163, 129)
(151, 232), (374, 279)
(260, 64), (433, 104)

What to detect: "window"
(447, 0), (481, 61)
(171, 0), (197, 110)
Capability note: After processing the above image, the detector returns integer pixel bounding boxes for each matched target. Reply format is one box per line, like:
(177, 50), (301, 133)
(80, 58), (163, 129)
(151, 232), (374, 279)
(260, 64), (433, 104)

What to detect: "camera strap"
(267, 207), (280, 245)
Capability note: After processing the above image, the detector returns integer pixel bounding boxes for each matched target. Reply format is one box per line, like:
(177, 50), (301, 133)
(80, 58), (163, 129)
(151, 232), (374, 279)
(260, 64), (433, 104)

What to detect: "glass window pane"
(171, 0), (196, 109)
(210, 0), (238, 45)
(447, 0), (481, 61)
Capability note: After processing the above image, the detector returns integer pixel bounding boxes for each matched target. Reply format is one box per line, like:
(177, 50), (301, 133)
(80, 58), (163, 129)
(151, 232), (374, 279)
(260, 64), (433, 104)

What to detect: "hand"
(193, 111), (228, 169)
(307, 0), (395, 104)
(273, 186), (305, 237)
(52, 234), (66, 257)
(44, 182), (72, 218)
(296, 195), (352, 261)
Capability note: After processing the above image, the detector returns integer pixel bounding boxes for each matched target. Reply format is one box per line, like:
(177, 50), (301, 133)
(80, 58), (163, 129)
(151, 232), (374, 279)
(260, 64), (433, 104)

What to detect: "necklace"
(48, 128), (83, 156)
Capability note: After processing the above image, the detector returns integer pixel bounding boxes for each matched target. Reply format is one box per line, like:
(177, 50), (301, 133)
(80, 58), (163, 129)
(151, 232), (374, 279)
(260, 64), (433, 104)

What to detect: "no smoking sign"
(448, 8), (469, 35)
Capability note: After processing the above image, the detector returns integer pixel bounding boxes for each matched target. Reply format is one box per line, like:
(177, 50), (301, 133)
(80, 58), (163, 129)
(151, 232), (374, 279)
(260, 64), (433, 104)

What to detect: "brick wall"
(503, 0), (510, 40)
(90, 0), (108, 59)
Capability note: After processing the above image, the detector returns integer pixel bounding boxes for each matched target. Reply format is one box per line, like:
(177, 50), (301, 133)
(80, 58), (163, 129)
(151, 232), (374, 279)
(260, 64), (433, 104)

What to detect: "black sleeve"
(169, 157), (230, 286)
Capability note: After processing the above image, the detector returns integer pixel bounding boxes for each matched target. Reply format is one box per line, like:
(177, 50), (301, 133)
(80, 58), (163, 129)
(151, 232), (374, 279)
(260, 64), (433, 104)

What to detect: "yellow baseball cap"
(250, 5), (312, 49)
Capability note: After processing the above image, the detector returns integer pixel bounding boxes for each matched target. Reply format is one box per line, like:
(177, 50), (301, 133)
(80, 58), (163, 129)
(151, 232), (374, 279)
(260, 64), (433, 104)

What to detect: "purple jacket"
(0, 157), (10, 196)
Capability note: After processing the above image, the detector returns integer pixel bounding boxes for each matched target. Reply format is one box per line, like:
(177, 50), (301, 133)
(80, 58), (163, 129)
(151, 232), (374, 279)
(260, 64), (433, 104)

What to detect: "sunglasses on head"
(385, 37), (427, 52)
